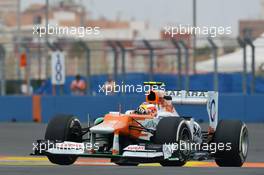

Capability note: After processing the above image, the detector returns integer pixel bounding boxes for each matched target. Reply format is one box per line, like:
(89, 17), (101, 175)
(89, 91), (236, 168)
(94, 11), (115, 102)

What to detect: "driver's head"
(146, 104), (157, 114)
(137, 103), (148, 114)
(138, 103), (157, 114)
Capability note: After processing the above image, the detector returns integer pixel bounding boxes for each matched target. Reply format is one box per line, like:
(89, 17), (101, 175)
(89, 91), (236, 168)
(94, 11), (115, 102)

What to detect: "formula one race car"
(32, 83), (249, 167)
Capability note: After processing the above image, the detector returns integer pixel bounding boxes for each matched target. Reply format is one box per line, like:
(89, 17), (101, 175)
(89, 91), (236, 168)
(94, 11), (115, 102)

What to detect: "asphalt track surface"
(0, 123), (263, 175)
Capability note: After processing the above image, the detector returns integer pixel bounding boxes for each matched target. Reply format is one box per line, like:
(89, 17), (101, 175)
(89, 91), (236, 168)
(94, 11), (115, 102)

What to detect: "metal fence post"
(245, 38), (255, 94)
(44, 0), (50, 80)
(107, 41), (118, 81)
(116, 41), (126, 84)
(179, 40), (189, 91)
(171, 39), (182, 90)
(46, 41), (56, 84)
(0, 45), (6, 96)
(46, 42), (58, 96)
(208, 38), (218, 91)
(79, 41), (91, 95)
(143, 40), (154, 81)
(237, 37), (247, 95)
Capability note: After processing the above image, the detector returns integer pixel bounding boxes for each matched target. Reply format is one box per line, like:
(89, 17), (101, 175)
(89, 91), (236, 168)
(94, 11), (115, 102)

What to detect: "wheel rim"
(179, 127), (191, 156)
(240, 127), (249, 157)
(68, 119), (82, 142)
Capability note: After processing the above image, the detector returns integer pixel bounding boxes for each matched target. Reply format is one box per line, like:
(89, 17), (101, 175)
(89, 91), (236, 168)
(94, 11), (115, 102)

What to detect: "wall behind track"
(0, 95), (263, 123)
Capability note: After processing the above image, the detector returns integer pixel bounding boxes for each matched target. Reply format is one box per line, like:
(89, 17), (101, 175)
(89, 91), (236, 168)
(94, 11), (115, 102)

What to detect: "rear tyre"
(213, 120), (249, 167)
(154, 117), (191, 167)
(45, 114), (82, 165)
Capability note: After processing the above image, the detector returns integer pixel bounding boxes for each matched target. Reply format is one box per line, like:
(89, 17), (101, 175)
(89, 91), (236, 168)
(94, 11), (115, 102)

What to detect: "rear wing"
(165, 90), (218, 130)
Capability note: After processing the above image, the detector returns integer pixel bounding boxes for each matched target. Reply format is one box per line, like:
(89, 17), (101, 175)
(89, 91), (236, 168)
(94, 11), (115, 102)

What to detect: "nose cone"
(90, 123), (115, 134)
(90, 114), (130, 134)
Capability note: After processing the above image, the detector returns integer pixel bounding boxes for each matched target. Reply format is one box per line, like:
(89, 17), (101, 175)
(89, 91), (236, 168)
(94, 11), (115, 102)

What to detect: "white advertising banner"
(51, 51), (65, 85)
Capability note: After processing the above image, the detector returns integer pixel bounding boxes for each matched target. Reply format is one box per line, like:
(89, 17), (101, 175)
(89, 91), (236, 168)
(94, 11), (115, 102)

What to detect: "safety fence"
(1, 37), (264, 95)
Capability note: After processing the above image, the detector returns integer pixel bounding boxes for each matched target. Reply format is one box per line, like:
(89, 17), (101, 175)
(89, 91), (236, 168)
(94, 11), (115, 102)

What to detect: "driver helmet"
(137, 103), (157, 114)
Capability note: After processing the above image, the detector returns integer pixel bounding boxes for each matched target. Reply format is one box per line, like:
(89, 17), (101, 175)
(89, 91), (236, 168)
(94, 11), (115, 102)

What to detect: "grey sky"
(22, 0), (261, 36)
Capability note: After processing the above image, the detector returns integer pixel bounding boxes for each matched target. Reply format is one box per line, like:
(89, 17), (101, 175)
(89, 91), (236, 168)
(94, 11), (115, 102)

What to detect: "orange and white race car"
(33, 82), (249, 167)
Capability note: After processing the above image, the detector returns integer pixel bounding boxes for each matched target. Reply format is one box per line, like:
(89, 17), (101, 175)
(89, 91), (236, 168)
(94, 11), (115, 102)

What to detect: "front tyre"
(154, 117), (191, 167)
(213, 120), (249, 167)
(45, 114), (82, 165)
(159, 160), (186, 167)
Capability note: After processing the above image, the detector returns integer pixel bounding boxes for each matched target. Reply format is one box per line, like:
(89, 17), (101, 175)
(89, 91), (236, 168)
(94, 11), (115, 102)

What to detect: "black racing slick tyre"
(213, 120), (249, 167)
(154, 117), (191, 167)
(45, 114), (82, 165)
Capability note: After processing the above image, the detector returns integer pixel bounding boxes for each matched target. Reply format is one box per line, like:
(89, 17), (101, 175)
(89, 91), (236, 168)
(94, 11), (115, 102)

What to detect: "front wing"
(32, 140), (179, 161)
